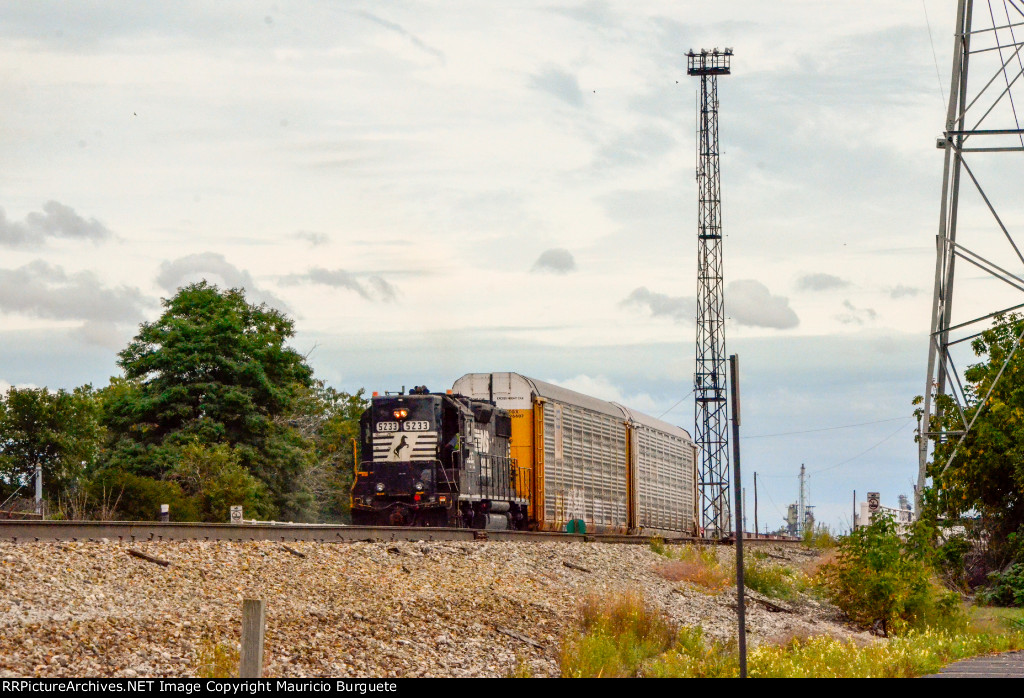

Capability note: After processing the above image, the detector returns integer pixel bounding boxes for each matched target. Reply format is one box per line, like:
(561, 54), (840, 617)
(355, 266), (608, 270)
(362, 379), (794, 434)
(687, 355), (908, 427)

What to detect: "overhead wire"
(742, 415), (911, 440)
(923, 0), (948, 108)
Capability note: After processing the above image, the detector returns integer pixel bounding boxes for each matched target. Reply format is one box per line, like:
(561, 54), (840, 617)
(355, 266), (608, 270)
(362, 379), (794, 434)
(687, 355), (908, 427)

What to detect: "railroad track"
(0, 520), (802, 546)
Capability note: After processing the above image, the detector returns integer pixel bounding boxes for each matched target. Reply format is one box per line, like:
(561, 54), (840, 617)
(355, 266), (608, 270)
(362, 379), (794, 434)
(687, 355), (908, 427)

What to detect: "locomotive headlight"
(415, 482), (424, 491)
(393, 408), (409, 419)
(375, 483), (385, 492)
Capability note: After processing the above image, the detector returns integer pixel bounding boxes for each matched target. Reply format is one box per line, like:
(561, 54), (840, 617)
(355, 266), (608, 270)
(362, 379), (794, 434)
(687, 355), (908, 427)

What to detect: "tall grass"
(558, 594), (1024, 678)
(560, 592), (675, 677)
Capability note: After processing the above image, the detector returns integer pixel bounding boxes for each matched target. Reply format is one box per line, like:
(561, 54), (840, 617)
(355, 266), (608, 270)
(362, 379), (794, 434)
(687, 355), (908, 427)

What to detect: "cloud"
(0, 201), (112, 247)
(624, 282), (798, 329)
(597, 127), (676, 167)
(531, 248), (577, 274)
(282, 267), (398, 302)
(797, 273), (851, 292)
(356, 10), (446, 64)
(888, 284), (920, 299)
(0, 260), (148, 323)
(292, 231), (330, 247)
(622, 287), (696, 323)
(529, 66), (584, 107)
(156, 252), (288, 310)
(546, 374), (660, 415)
(836, 299), (878, 325)
(727, 280), (800, 329)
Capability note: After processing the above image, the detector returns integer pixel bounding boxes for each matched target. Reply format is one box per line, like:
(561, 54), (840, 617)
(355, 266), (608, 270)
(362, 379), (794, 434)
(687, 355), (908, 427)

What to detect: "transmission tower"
(919, 0), (1024, 515)
(688, 48), (733, 536)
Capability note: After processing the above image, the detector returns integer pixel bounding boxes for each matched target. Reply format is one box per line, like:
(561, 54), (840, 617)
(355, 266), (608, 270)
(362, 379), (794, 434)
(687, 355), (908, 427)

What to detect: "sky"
(2, 1), (1022, 532)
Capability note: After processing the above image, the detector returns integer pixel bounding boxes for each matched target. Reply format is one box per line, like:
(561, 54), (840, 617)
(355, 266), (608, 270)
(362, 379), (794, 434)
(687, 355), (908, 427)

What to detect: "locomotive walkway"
(925, 650), (1024, 678)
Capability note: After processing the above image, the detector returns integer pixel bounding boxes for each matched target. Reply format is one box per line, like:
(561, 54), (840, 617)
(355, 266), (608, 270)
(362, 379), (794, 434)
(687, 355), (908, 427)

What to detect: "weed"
(653, 546), (731, 592)
(743, 558), (799, 600)
(648, 537), (666, 557)
(196, 636), (238, 678)
(561, 592), (675, 677)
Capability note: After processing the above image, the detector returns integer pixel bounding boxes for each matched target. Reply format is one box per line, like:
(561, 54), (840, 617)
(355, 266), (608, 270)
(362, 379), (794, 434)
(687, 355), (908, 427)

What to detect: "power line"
(922, 0), (947, 108)
(656, 388), (694, 419)
(809, 420), (915, 475)
(742, 416), (912, 440)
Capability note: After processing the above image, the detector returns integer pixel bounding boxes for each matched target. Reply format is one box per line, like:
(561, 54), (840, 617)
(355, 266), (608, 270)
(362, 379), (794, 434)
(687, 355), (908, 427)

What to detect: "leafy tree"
(918, 313), (1024, 564)
(102, 282), (316, 520)
(288, 381), (369, 522)
(0, 385), (103, 505)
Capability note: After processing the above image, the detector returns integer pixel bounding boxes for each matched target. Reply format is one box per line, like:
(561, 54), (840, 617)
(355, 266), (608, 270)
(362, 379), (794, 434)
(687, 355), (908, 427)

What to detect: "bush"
(817, 514), (963, 636)
(88, 471), (199, 522)
(978, 563), (1024, 607)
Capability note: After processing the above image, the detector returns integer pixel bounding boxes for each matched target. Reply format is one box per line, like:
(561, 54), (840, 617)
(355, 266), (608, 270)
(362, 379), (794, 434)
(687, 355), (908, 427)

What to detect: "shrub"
(817, 514), (963, 636)
(978, 563), (1024, 607)
(88, 471), (199, 521)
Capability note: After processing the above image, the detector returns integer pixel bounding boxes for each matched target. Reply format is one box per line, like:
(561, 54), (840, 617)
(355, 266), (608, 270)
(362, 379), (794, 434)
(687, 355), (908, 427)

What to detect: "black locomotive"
(350, 386), (528, 529)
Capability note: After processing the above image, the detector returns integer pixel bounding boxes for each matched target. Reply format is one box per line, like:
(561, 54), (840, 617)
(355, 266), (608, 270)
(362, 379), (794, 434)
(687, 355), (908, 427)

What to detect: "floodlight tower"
(688, 47), (733, 536)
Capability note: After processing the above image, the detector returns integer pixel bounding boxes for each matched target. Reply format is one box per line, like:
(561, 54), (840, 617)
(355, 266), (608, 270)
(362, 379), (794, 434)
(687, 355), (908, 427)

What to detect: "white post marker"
(230, 505), (243, 524)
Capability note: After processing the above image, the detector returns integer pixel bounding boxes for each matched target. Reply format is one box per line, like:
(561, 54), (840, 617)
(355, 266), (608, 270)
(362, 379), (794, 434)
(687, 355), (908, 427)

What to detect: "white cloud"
(282, 267), (398, 302)
(0, 261), (148, 323)
(797, 273), (850, 292)
(727, 280), (799, 329)
(0, 201), (112, 247)
(531, 248), (576, 274)
(624, 281), (798, 330)
(156, 253), (289, 311)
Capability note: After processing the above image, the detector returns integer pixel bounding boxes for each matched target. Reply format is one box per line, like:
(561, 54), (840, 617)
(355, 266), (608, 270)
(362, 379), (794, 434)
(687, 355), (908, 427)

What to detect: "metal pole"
(753, 472), (758, 539)
(729, 354), (746, 678)
(34, 463), (42, 517)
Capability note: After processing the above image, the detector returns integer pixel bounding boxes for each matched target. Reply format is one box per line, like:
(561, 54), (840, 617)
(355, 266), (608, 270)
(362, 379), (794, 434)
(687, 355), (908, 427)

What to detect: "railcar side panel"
(539, 400), (628, 533)
(631, 422), (696, 534)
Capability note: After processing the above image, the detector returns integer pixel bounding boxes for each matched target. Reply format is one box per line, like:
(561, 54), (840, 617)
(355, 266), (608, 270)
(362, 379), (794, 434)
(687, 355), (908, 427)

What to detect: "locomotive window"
(495, 414), (512, 438)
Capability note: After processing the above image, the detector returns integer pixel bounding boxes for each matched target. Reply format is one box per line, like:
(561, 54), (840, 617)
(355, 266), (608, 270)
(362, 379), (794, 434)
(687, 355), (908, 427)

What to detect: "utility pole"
(798, 464), (806, 538)
(688, 47), (733, 537)
(753, 472), (758, 539)
(918, 0), (1024, 518)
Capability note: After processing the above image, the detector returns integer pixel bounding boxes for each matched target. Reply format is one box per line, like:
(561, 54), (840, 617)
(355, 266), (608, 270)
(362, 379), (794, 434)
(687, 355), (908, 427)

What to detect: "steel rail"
(0, 520), (802, 546)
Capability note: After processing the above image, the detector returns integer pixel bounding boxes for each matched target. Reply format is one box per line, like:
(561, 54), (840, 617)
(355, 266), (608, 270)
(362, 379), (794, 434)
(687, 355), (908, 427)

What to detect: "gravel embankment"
(0, 539), (868, 677)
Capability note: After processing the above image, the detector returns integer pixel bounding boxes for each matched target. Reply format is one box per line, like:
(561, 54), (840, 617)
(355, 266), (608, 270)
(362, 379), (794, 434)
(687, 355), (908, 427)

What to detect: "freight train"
(350, 372), (698, 536)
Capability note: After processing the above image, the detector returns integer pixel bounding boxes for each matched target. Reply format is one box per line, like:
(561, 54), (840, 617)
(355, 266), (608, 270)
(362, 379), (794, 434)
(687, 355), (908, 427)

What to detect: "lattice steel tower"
(688, 48), (733, 536)
(918, 0), (1024, 515)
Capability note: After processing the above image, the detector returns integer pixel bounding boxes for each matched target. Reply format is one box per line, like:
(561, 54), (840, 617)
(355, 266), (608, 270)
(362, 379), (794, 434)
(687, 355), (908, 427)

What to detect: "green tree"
(0, 385), (103, 505)
(288, 381), (369, 522)
(102, 282), (316, 520)
(919, 313), (1024, 564)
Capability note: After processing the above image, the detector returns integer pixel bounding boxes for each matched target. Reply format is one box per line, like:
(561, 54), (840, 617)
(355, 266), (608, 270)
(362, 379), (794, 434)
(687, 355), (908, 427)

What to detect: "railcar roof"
(453, 372), (692, 441)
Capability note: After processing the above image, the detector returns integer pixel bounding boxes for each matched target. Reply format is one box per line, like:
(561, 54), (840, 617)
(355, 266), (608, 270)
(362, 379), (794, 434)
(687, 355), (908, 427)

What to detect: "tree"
(919, 313), (1024, 564)
(288, 381), (369, 522)
(102, 282), (316, 520)
(0, 385), (103, 506)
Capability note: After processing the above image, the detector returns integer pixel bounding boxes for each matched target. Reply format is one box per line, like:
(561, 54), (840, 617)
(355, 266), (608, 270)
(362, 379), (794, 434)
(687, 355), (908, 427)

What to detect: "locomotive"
(351, 372), (699, 536)
(350, 385), (529, 529)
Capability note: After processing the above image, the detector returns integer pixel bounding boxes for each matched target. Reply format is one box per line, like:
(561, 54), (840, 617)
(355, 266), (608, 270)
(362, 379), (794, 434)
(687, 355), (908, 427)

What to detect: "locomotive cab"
(350, 386), (528, 529)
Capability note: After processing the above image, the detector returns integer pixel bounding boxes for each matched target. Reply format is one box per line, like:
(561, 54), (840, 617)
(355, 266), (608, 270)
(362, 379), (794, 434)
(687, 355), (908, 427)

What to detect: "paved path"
(924, 650), (1024, 678)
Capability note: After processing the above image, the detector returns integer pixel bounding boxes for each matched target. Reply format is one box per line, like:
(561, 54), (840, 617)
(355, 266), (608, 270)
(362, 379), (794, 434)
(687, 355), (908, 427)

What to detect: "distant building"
(855, 494), (912, 534)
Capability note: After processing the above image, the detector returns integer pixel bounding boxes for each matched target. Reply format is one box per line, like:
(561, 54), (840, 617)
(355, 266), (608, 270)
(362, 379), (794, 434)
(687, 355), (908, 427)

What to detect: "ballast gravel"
(0, 539), (870, 677)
